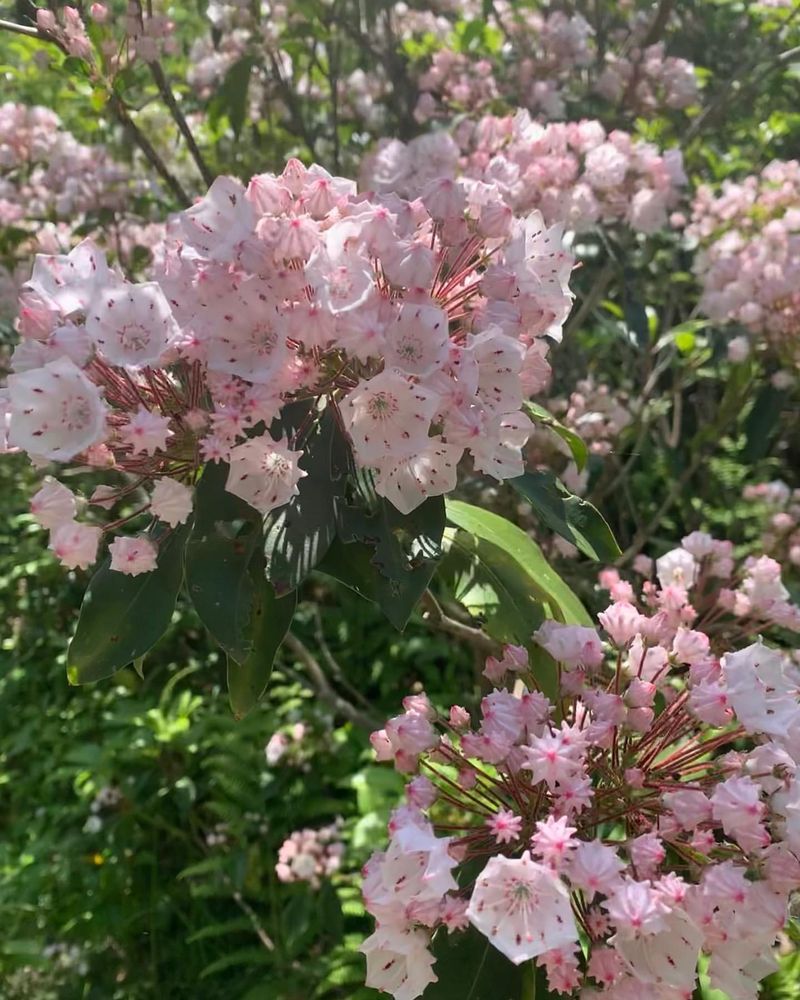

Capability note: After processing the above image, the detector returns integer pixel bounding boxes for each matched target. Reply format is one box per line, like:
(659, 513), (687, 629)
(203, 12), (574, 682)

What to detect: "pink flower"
(48, 520), (102, 570)
(603, 879), (669, 938)
(108, 536), (158, 576)
(486, 809), (523, 845)
(568, 840), (624, 898)
(534, 621), (603, 670)
(120, 407), (172, 456)
(598, 602), (642, 646)
(531, 814), (577, 870)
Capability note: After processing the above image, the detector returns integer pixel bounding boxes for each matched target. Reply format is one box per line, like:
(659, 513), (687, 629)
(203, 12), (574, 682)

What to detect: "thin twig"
(284, 632), (380, 732)
(108, 93), (191, 206)
(420, 591), (501, 657)
(147, 59), (213, 188)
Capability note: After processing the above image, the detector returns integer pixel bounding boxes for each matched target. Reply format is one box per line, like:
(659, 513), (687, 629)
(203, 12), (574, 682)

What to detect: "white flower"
(361, 926), (438, 1000)
(27, 239), (113, 317)
(86, 281), (178, 367)
(341, 369), (438, 467)
(150, 478), (193, 526)
(655, 547), (698, 589)
(225, 436), (307, 514)
(7, 357), (107, 460)
(180, 176), (255, 262)
(466, 851), (578, 964)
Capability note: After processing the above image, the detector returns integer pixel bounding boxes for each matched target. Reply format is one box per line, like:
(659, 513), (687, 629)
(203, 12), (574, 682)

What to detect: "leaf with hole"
(227, 579), (296, 720)
(67, 522), (191, 683)
(185, 462), (261, 664)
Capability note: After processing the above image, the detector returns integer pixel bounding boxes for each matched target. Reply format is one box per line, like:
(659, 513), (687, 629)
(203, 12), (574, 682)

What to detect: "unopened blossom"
(149, 478), (193, 526)
(108, 536), (158, 576)
(119, 407), (172, 456)
(486, 808), (523, 845)
(30, 477), (77, 529)
(48, 520), (102, 570)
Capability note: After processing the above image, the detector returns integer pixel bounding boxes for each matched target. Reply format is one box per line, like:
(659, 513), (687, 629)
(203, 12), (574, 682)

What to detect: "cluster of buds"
(275, 820), (345, 888)
(360, 585), (800, 999)
(2, 158), (573, 575)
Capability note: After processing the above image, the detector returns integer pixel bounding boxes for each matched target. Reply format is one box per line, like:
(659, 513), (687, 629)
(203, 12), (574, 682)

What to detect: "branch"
(0, 15), (68, 52)
(284, 632), (381, 732)
(147, 59), (214, 188)
(108, 93), (191, 206)
(420, 591), (500, 657)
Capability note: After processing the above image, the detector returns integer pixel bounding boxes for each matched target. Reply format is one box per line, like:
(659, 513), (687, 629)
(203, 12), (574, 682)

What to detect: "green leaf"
(424, 927), (522, 999)
(743, 383), (788, 462)
(227, 581), (296, 720)
(67, 523), (190, 683)
(209, 55), (254, 137)
(185, 462), (261, 664)
(263, 407), (348, 594)
(323, 495), (445, 629)
(523, 401), (588, 471)
(510, 471), (621, 562)
(443, 500), (591, 635)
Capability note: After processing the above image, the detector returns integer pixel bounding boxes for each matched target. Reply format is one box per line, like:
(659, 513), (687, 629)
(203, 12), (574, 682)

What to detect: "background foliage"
(1, 0), (800, 997)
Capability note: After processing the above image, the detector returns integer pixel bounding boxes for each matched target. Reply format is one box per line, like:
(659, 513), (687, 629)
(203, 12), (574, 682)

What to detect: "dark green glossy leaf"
(326, 495), (445, 629)
(316, 536), (432, 631)
(443, 500), (591, 628)
(263, 407), (348, 594)
(209, 55), (255, 137)
(185, 462), (261, 664)
(227, 581), (296, 720)
(67, 523), (191, 683)
(523, 401), (588, 472)
(744, 383), (788, 462)
(423, 927), (522, 999)
(510, 471), (621, 562)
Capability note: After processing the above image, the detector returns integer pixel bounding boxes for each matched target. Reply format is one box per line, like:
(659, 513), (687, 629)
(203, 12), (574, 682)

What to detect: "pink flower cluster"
(2, 159), (574, 573)
(596, 43), (699, 112)
(743, 481), (800, 571)
(275, 820), (345, 888)
(0, 103), (135, 227)
(687, 160), (800, 361)
(615, 530), (800, 642)
(363, 112), (687, 236)
(361, 593), (800, 998)
(411, 9), (592, 121)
